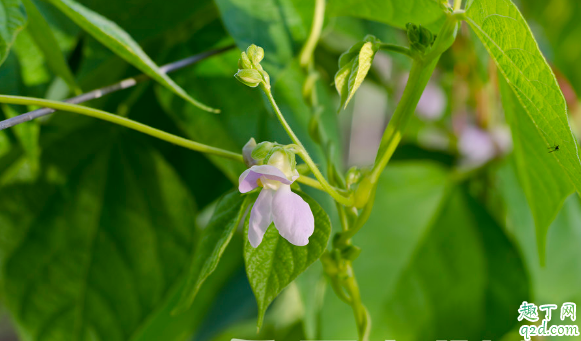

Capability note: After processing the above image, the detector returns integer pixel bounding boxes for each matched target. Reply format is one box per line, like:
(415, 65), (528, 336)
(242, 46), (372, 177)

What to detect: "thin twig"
(0, 45), (235, 131)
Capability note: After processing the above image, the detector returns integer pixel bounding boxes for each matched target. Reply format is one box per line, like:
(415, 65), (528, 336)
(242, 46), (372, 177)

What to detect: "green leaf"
(0, 128), (200, 340)
(172, 189), (250, 315)
(0, 0), (26, 66)
(466, 0), (581, 195)
(327, 0), (446, 32)
(320, 162), (528, 340)
(244, 190), (331, 329)
(21, 0), (80, 94)
(496, 163), (581, 304)
(47, 0), (218, 112)
(383, 187), (529, 341)
(499, 76), (573, 263)
(334, 35), (380, 110)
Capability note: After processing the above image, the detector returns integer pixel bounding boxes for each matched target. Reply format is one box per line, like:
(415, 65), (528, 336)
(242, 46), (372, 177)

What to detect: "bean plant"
(0, 0), (579, 340)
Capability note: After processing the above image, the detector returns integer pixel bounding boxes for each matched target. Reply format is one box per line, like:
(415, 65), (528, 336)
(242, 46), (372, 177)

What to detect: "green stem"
(379, 43), (413, 58)
(262, 88), (354, 206)
(344, 263), (371, 341)
(369, 58), (438, 185)
(0, 95), (244, 161)
(299, 0), (326, 68)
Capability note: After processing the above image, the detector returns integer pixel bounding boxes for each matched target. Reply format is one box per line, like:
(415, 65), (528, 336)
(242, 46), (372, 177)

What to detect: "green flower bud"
(265, 147), (297, 179)
(345, 166), (362, 188)
(406, 23), (436, 54)
(251, 141), (275, 161)
(238, 51), (253, 70)
(234, 69), (262, 88)
(341, 245), (361, 261)
(246, 44), (264, 65)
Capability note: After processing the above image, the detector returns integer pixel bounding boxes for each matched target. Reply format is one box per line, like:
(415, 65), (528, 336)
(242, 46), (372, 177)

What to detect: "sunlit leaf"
(47, 0), (218, 112)
(499, 76), (573, 262)
(334, 35), (380, 110)
(0, 0), (26, 66)
(244, 190), (331, 329)
(21, 0), (80, 94)
(466, 0), (581, 196)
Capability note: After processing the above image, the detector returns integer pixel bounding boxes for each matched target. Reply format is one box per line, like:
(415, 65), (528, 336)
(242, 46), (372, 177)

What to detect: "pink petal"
(271, 185), (314, 246)
(248, 188), (274, 248)
(238, 165), (293, 193)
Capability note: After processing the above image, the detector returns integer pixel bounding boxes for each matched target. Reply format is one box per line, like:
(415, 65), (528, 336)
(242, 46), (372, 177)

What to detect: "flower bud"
(251, 141), (275, 161)
(406, 23), (436, 54)
(353, 176), (373, 208)
(235, 69), (262, 88)
(238, 51), (253, 70)
(266, 148), (296, 179)
(246, 44), (264, 65)
(345, 166), (362, 188)
(242, 138), (258, 167)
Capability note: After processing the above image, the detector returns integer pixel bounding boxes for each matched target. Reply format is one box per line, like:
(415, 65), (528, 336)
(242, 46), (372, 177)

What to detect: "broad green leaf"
(327, 0), (445, 32)
(172, 190), (250, 315)
(244, 190), (331, 329)
(21, 0), (80, 94)
(214, 0), (314, 79)
(321, 162), (529, 340)
(496, 163), (581, 306)
(466, 0), (581, 194)
(47, 0), (218, 112)
(499, 76), (573, 262)
(382, 187), (528, 340)
(0, 0), (26, 66)
(12, 29), (50, 86)
(334, 35), (380, 110)
(0, 127), (199, 340)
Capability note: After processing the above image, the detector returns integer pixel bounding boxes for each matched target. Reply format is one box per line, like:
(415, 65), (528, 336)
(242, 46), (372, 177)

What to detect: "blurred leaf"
(327, 0), (445, 31)
(0, 0), (26, 66)
(0, 129), (200, 340)
(334, 35), (380, 110)
(383, 187), (528, 340)
(321, 162), (528, 340)
(21, 0), (80, 94)
(466, 0), (581, 194)
(214, 0), (313, 79)
(12, 29), (50, 86)
(47, 0), (218, 112)
(497, 163), (581, 306)
(244, 191), (331, 329)
(321, 162), (450, 338)
(499, 76), (573, 262)
(1, 104), (39, 174)
(173, 189), (250, 315)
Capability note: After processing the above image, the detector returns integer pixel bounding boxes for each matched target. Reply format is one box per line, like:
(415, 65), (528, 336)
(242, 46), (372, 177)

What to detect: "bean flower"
(239, 148), (314, 247)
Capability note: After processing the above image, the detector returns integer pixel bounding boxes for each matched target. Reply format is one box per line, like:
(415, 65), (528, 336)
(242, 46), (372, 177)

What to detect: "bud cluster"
(243, 138), (297, 177)
(235, 44), (271, 89)
(406, 23), (437, 54)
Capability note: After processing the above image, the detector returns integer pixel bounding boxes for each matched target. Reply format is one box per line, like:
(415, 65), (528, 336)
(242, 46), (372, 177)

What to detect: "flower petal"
(248, 188), (274, 247)
(271, 185), (314, 246)
(239, 165), (293, 193)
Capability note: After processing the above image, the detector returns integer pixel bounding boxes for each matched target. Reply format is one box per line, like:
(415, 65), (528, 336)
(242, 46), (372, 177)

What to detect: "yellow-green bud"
(235, 69), (262, 88)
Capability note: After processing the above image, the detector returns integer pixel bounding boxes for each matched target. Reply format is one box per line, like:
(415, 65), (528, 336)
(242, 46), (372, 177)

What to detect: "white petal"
(248, 189), (274, 248)
(272, 185), (314, 246)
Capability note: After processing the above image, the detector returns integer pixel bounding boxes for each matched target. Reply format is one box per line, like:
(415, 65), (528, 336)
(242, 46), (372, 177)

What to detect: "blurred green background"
(0, 0), (580, 340)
